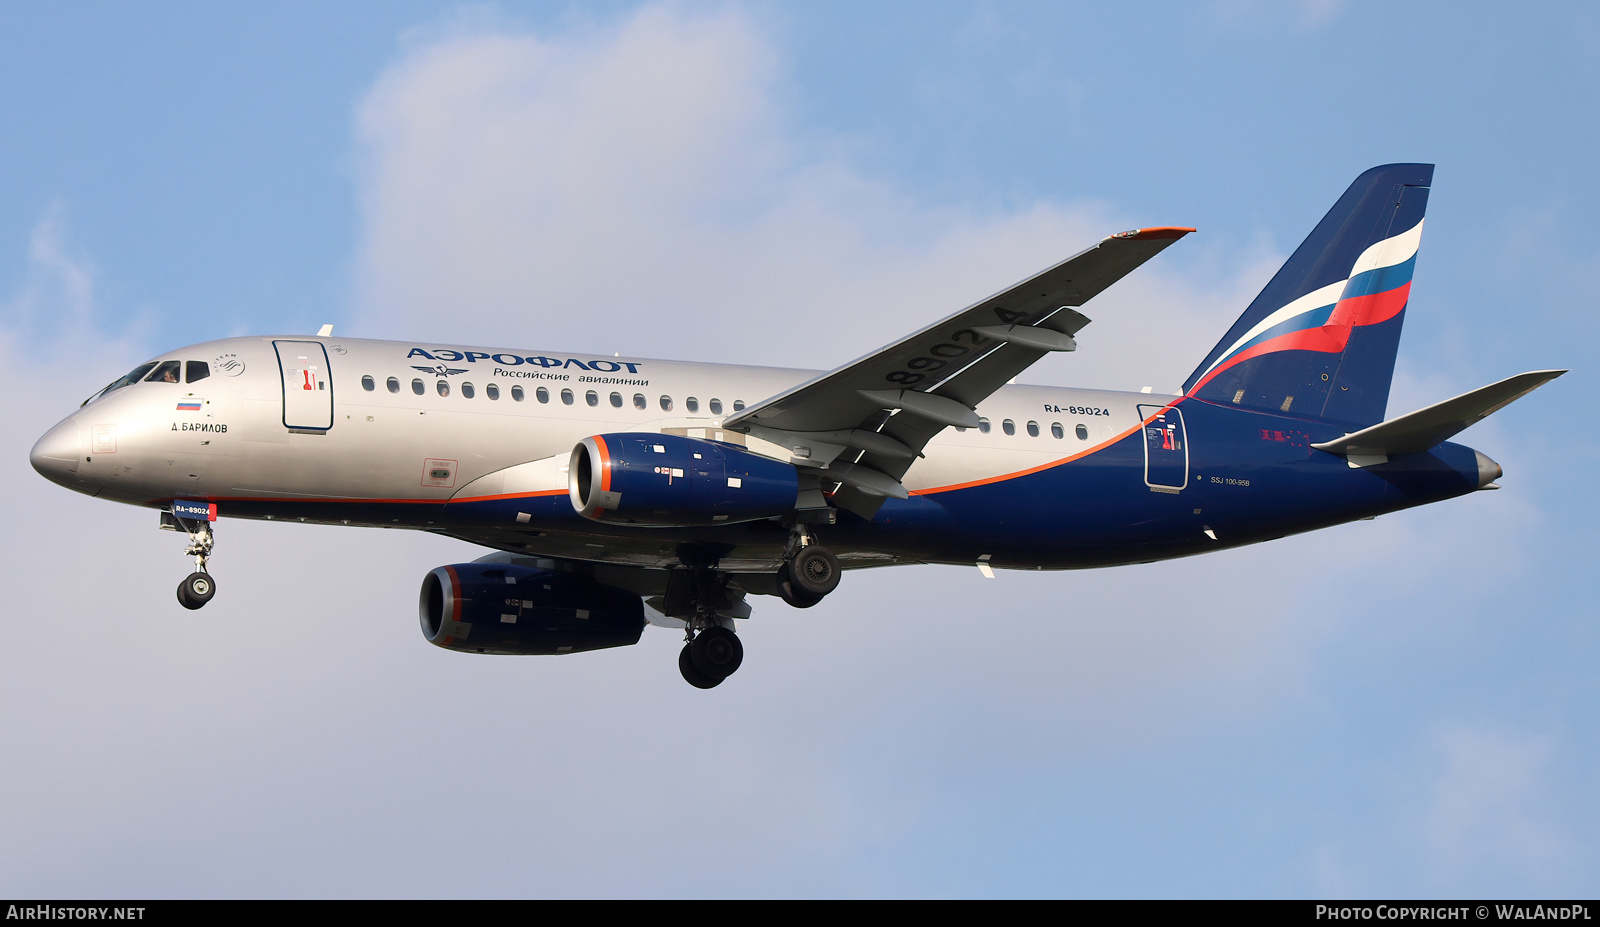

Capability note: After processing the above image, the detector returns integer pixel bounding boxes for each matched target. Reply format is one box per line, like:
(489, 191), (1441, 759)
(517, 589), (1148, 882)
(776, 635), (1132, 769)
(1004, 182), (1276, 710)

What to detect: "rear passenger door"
(1137, 404), (1187, 492)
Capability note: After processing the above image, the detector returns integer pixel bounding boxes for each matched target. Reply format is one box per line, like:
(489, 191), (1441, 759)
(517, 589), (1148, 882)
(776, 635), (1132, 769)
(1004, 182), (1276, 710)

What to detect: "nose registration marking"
(92, 424), (116, 454)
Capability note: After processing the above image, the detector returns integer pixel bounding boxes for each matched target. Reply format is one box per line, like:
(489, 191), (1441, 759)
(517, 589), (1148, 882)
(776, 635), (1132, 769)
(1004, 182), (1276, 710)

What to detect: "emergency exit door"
(274, 340), (334, 431)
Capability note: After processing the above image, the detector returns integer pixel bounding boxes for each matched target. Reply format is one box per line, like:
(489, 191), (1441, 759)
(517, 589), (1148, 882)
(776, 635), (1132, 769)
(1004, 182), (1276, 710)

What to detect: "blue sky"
(2, 1), (1596, 898)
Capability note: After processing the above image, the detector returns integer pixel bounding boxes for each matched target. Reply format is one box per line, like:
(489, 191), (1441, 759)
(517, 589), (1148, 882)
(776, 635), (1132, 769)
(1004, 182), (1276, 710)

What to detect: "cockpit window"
(144, 361), (181, 383)
(104, 363), (158, 394)
(186, 361), (210, 383)
(85, 361), (158, 404)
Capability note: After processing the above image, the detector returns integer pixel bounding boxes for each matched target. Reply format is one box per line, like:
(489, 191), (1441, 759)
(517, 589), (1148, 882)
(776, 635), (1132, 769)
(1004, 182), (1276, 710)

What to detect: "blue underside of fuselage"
(198, 399), (1484, 571)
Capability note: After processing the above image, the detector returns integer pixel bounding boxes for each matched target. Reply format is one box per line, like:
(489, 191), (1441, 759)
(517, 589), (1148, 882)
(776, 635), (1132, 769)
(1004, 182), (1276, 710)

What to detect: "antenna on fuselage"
(317, 324), (334, 337)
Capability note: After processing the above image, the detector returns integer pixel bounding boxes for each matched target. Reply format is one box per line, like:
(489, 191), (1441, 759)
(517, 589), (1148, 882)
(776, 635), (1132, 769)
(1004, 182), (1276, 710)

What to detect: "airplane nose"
(30, 420), (91, 490)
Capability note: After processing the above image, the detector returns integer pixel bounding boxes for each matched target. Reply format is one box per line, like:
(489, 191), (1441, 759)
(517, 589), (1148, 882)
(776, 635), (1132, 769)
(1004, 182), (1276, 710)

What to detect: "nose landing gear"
(163, 503), (217, 610)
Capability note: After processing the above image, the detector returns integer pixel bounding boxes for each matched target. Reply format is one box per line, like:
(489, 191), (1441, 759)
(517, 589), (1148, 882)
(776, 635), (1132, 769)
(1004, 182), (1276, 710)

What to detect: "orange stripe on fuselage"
(448, 489), (567, 504)
(910, 420), (1147, 496)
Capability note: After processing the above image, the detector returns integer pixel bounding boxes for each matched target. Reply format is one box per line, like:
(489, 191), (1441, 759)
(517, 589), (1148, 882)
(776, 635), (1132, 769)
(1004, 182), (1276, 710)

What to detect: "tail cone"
(1474, 450), (1503, 489)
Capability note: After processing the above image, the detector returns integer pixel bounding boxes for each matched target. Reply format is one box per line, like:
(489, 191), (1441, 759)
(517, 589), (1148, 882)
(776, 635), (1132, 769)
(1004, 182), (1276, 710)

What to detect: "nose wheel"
(177, 571), (215, 610)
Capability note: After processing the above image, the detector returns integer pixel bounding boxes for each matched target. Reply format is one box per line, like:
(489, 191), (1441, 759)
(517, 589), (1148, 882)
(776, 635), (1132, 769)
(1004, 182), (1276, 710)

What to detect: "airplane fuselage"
(32, 333), (1494, 575)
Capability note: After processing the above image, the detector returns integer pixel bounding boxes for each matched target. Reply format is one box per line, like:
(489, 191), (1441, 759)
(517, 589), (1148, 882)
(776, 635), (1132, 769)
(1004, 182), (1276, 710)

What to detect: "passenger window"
(709, 398), (723, 415)
(1002, 419), (1016, 436)
(1075, 424), (1088, 440)
(461, 382), (475, 399)
(436, 380), (450, 397)
(660, 395), (673, 411)
(978, 417), (991, 434)
(361, 375), (375, 391)
(186, 361), (210, 383)
(633, 393), (646, 410)
(686, 397), (699, 413)
(609, 391), (622, 408)
(412, 379), (425, 396)
(486, 384), (500, 400)
(1027, 421), (1040, 437)
(1051, 422), (1064, 439)
(733, 400), (745, 411)
(561, 389), (574, 405)
(586, 390), (599, 407)
(387, 377), (400, 393)
(512, 385), (525, 402)
(145, 361), (181, 383)
(536, 387), (549, 403)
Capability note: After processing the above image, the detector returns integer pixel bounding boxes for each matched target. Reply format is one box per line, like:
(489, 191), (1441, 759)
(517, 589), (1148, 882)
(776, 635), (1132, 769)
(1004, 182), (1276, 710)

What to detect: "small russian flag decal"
(176, 400), (203, 411)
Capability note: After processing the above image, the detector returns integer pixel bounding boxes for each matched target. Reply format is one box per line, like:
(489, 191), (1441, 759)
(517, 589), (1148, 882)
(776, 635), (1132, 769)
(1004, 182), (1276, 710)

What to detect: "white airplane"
(30, 165), (1562, 687)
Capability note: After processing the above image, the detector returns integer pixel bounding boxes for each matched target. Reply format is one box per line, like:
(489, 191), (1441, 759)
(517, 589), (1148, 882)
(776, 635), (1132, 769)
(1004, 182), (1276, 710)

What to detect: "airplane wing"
(722, 227), (1194, 517)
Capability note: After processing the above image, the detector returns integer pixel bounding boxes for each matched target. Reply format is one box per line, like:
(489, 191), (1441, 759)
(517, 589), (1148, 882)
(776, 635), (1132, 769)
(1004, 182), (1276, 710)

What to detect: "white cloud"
(0, 206), (153, 396)
(348, 5), (1253, 392)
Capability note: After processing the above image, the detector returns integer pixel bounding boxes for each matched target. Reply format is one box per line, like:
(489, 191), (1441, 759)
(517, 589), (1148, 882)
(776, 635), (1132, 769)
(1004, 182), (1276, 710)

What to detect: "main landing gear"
(777, 528), (840, 609)
(661, 534), (843, 689)
(660, 564), (747, 690)
(163, 509), (217, 610)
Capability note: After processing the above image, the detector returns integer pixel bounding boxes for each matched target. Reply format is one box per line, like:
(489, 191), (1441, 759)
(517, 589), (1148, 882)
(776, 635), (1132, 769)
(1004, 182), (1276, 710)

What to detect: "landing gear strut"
(165, 509), (217, 610)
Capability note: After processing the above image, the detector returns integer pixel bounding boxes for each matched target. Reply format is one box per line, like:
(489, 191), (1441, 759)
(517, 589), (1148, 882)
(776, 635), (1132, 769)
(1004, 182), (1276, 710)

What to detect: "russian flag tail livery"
(1183, 163), (1434, 427)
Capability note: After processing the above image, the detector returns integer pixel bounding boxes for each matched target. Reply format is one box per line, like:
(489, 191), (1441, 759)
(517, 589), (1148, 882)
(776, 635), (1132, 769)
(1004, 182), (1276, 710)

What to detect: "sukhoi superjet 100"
(31, 164), (1563, 688)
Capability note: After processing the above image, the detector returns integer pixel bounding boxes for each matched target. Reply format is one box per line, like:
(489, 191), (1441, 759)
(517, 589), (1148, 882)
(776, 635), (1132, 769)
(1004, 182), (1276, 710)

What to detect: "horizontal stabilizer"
(1312, 369), (1565, 459)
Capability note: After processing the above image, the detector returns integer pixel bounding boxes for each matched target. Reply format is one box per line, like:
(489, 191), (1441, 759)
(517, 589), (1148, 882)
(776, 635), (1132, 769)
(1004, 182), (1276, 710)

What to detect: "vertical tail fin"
(1184, 163), (1433, 426)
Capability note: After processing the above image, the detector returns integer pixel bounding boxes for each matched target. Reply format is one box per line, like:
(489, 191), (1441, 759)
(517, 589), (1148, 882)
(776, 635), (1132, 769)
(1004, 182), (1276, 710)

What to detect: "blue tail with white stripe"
(1184, 163), (1433, 427)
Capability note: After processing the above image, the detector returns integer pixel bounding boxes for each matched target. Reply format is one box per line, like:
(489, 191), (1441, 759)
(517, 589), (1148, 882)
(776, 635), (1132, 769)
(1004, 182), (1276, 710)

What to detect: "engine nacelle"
(419, 562), (645, 655)
(569, 433), (799, 526)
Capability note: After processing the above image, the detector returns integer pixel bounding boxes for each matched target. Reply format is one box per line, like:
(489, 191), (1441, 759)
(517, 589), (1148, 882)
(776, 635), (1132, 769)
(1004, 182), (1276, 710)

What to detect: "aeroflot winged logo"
(413, 365), (469, 378)
(1189, 220), (1423, 391)
(406, 347), (646, 374)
